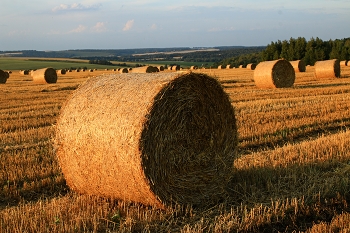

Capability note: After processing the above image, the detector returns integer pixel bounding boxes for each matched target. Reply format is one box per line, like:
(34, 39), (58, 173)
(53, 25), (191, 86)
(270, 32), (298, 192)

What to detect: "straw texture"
(0, 70), (9, 84)
(55, 72), (238, 208)
(314, 59), (341, 79)
(290, 60), (306, 72)
(32, 68), (58, 84)
(254, 59), (295, 88)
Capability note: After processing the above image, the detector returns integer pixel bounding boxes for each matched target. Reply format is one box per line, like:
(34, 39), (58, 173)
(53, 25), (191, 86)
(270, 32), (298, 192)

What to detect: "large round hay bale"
(132, 66), (159, 73)
(171, 65), (180, 71)
(55, 72), (238, 208)
(32, 68), (58, 84)
(290, 60), (306, 72)
(0, 69), (9, 84)
(254, 59), (295, 88)
(246, 63), (257, 70)
(314, 59), (340, 79)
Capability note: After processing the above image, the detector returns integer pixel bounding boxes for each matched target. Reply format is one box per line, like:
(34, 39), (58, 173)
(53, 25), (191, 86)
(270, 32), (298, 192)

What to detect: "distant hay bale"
(171, 65), (180, 71)
(217, 65), (222, 69)
(55, 72), (238, 208)
(0, 69), (9, 84)
(19, 70), (30, 75)
(128, 68), (133, 71)
(254, 59), (295, 88)
(119, 68), (128, 73)
(89, 69), (94, 72)
(190, 66), (198, 70)
(157, 66), (164, 71)
(32, 68), (58, 84)
(314, 59), (340, 79)
(246, 63), (257, 70)
(238, 65), (243, 68)
(290, 60), (306, 72)
(340, 60), (348, 66)
(226, 65), (232, 69)
(132, 66), (159, 73)
(57, 69), (66, 75)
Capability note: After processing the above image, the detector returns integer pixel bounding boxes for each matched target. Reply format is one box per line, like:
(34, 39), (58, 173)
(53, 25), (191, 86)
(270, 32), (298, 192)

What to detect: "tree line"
(218, 37), (350, 67)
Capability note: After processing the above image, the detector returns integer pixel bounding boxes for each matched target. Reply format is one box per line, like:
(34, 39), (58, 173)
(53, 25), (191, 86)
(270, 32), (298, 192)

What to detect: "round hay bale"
(167, 66), (172, 70)
(246, 63), (257, 70)
(217, 65), (222, 69)
(55, 72), (238, 208)
(89, 69), (94, 72)
(340, 60), (348, 66)
(254, 59), (295, 88)
(57, 69), (66, 75)
(132, 66), (159, 73)
(314, 59), (340, 79)
(119, 68), (128, 73)
(0, 69), (9, 84)
(171, 65), (180, 71)
(226, 65), (232, 69)
(238, 65), (243, 68)
(190, 66), (198, 70)
(157, 66), (164, 71)
(290, 60), (306, 72)
(32, 68), (58, 84)
(19, 70), (30, 75)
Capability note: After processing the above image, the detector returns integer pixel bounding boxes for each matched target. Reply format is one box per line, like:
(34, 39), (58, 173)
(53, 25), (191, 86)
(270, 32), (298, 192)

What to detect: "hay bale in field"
(254, 59), (295, 88)
(19, 70), (30, 75)
(246, 63), (257, 70)
(171, 65), (180, 71)
(119, 68), (128, 73)
(32, 68), (58, 84)
(89, 69), (94, 72)
(290, 60), (306, 72)
(157, 66), (164, 71)
(217, 65), (222, 69)
(340, 60), (348, 66)
(238, 65), (243, 68)
(0, 69), (9, 84)
(132, 66), (159, 73)
(57, 69), (66, 75)
(55, 72), (238, 208)
(226, 65), (232, 69)
(190, 66), (198, 70)
(314, 59), (340, 79)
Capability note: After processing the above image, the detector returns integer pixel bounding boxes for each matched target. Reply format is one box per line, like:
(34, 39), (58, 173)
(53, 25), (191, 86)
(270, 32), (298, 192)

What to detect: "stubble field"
(1, 66), (350, 232)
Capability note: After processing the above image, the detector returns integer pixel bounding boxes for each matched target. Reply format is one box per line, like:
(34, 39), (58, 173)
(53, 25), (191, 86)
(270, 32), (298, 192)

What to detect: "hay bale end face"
(119, 68), (129, 73)
(57, 69), (66, 75)
(0, 69), (9, 84)
(32, 68), (58, 84)
(254, 59), (295, 88)
(55, 72), (238, 208)
(290, 60), (306, 72)
(314, 59), (341, 79)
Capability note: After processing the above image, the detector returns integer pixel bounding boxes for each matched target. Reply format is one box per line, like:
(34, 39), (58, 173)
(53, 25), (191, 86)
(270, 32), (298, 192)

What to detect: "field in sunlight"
(1, 65), (350, 232)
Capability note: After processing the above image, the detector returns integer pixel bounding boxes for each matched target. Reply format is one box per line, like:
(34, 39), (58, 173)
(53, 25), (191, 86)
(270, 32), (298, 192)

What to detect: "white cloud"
(92, 22), (107, 32)
(123, 20), (135, 31)
(52, 3), (101, 12)
(69, 25), (87, 33)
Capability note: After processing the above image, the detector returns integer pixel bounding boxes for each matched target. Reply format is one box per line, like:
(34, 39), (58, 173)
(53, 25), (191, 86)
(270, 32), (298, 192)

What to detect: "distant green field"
(0, 58), (122, 70)
(0, 58), (209, 70)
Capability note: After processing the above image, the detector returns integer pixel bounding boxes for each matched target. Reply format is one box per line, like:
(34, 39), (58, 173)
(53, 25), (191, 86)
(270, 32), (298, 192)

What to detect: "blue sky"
(1, 0), (349, 51)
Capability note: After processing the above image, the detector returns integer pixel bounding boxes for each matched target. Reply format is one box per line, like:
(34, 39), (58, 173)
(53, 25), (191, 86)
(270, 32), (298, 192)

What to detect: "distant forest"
(219, 37), (350, 68)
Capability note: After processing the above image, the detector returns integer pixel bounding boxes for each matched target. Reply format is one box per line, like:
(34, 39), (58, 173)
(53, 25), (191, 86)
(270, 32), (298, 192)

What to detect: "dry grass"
(1, 66), (350, 232)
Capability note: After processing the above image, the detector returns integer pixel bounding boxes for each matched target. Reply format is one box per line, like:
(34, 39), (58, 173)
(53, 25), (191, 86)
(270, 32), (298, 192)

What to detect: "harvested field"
(2, 65), (350, 232)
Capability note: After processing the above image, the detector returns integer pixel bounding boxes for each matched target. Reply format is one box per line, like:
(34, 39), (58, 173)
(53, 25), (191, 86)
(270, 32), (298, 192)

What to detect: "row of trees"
(219, 37), (350, 67)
